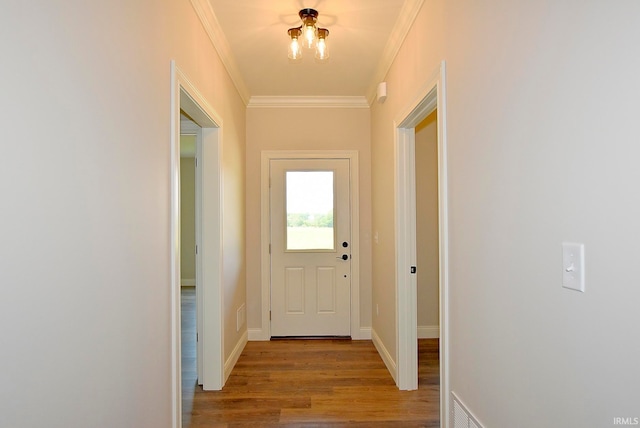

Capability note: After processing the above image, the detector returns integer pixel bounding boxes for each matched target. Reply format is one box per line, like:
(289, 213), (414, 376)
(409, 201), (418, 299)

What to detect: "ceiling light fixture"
(287, 8), (329, 62)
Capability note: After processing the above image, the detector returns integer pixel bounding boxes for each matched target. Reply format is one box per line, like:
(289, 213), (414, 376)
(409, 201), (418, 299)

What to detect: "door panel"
(285, 267), (305, 313)
(316, 266), (336, 313)
(270, 159), (351, 337)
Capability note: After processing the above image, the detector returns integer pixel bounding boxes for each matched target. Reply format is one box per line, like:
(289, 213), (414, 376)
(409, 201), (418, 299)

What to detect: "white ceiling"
(199, 0), (424, 104)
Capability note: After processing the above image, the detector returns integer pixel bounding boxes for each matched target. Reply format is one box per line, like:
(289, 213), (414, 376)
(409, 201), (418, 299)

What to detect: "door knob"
(336, 254), (349, 260)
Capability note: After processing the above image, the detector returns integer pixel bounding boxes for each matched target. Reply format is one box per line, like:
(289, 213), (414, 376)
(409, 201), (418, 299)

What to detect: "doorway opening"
(179, 129), (198, 427)
(259, 151), (365, 341)
(171, 61), (224, 428)
(395, 61), (449, 426)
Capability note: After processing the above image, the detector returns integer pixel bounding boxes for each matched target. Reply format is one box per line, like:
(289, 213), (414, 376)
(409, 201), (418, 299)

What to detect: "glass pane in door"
(285, 171), (335, 250)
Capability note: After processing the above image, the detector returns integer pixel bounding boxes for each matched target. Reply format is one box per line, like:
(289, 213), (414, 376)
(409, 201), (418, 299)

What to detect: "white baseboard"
(372, 328), (397, 383)
(248, 327), (372, 341)
(224, 330), (248, 383)
(353, 327), (372, 340)
(418, 325), (440, 339)
(248, 328), (269, 341)
(181, 278), (195, 286)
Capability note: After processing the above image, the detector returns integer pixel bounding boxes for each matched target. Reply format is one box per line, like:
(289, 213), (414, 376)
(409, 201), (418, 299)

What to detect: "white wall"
(373, 0), (640, 426)
(0, 1), (245, 427)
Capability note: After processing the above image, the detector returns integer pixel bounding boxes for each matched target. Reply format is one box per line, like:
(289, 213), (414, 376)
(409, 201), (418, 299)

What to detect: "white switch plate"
(562, 242), (585, 292)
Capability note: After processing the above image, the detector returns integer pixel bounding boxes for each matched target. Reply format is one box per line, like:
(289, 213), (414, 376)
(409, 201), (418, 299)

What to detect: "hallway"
(181, 287), (439, 427)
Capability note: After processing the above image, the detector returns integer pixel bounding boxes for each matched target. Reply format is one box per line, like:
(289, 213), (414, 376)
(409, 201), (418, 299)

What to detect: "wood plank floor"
(181, 287), (439, 427)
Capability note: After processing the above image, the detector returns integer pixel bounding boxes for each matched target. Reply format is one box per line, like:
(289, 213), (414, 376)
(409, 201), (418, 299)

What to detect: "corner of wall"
(353, 327), (372, 340)
(371, 328), (397, 383)
(247, 328), (269, 341)
(224, 330), (248, 383)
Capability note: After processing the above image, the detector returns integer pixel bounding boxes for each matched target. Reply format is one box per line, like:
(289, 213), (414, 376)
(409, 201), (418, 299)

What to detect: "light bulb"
(315, 28), (329, 61)
(288, 28), (302, 61)
(303, 22), (316, 49)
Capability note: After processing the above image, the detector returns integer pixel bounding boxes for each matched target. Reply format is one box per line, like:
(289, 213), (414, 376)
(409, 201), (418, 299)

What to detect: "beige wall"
(246, 107), (372, 333)
(0, 1), (245, 426)
(370, 0), (446, 369)
(180, 137), (196, 284)
(222, 106), (247, 362)
(415, 110), (439, 329)
(374, 0), (640, 426)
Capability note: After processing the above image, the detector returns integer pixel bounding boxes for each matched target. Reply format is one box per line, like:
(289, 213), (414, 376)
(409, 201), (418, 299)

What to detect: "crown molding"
(366, 0), (426, 104)
(248, 96), (370, 109)
(190, 0), (423, 106)
(190, 0), (251, 105)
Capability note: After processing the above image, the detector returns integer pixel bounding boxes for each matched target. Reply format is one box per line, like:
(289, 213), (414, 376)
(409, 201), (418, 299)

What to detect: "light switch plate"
(562, 242), (585, 292)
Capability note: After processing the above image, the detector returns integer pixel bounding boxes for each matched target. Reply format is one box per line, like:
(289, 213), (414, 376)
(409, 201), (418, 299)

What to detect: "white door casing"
(270, 158), (351, 337)
(179, 120), (204, 385)
(395, 60), (449, 426)
(171, 60), (224, 428)
(258, 150), (362, 341)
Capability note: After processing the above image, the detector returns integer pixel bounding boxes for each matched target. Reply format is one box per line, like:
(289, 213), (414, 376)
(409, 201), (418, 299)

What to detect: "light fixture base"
(299, 8), (318, 20)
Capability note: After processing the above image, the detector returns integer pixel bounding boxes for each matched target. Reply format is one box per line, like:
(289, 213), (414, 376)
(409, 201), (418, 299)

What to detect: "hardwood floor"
(181, 287), (440, 427)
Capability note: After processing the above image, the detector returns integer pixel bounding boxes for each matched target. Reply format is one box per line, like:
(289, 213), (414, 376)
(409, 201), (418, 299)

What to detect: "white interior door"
(270, 158), (351, 337)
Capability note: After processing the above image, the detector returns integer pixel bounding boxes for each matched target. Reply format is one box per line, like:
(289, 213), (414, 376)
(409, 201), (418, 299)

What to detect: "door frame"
(179, 121), (204, 383)
(259, 150), (363, 339)
(395, 61), (450, 425)
(171, 61), (224, 428)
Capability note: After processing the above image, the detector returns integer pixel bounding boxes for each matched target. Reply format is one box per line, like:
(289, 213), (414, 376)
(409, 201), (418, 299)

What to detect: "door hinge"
(195, 245), (198, 255)
(411, 266), (417, 274)
(195, 158), (198, 167)
(196, 332), (199, 342)
(269, 243), (271, 254)
(269, 311), (271, 321)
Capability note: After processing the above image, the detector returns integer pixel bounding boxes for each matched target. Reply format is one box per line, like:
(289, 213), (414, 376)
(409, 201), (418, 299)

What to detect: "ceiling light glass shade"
(287, 8), (329, 62)
(315, 28), (329, 61)
(299, 8), (318, 49)
(303, 21), (316, 48)
(288, 28), (302, 61)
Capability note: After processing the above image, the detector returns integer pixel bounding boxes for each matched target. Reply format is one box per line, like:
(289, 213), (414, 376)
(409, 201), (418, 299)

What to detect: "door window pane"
(286, 171), (335, 250)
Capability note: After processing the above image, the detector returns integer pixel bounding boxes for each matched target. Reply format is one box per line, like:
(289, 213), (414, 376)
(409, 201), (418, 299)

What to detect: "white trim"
(189, 0), (250, 104)
(200, 124), (224, 391)
(372, 329), (397, 383)
(188, 0), (423, 107)
(246, 327), (372, 341)
(248, 96), (370, 109)
(181, 278), (196, 287)
(170, 61), (181, 428)
(194, 127), (204, 383)
(394, 61), (450, 427)
(417, 325), (440, 339)
(180, 119), (200, 134)
(247, 328), (267, 341)
(260, 150), (362, 340)
(171, 60), (225, 428)
(395, 126), (418, 390)
(357, 327), (372, 340)
(247, 328), (371, 342)
(366, 0), (426, 104)
(224, 331), (248, 383)
(437, 62), (450, 428)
